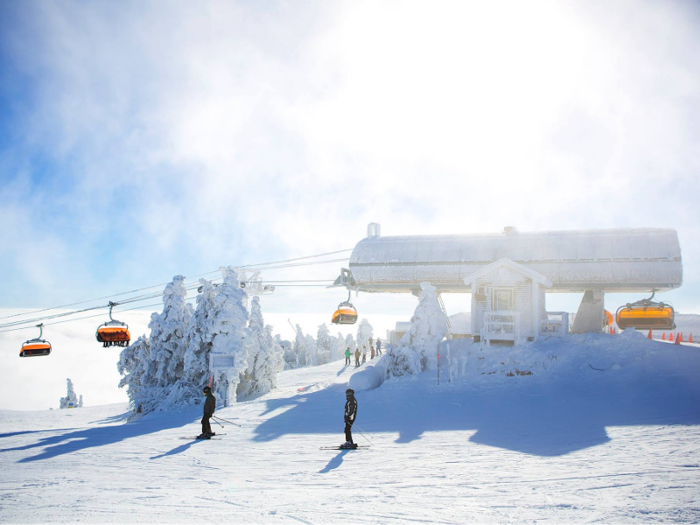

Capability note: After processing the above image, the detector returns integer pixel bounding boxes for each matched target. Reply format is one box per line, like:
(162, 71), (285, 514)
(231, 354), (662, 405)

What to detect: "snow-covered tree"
(59, 378), (80, 409)
(207, 267), (250, 406)
(357, 319), (374, 355)
(239, 297), (282, 398)
(144, 275), (194, 388)
(345, 333), (356, 354)
(293, 325), (316, 367)
(388, 282), (447, 377)
(329, 332), (345, 362)
(183, 279), (219, 393)
(305, 334), (317, 365)
(118, 275), (194, 415)
(277, 335), (296, 370)
(316, 324), (332, 365)
(117, 335), (150, 411)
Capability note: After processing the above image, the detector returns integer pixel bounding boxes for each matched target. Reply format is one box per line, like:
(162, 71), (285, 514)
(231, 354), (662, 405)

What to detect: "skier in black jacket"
(342, 388), (358, 449)
(198, 386), (216, 439)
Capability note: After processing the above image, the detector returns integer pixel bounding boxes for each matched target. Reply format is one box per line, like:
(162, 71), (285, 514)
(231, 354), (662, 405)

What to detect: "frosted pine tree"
(356, 319), (374, 356)
(144, 275), (194, 388)
(316, 324), (332, 365)
(305, 334), (317, 366)
(293, 325), (308, 367)
(117, 335), (150, 412)
(345, 333), (356, 355)
(208, 267), (250, 406)
(239, 296), (280, 398)
(268, 326), (285, 374)
(277, 335), (296, 370)
(389, 282), (447, 376)
(183, 279), (219, 398)
(119, 275), (194, 415)
(59, 378), (80, 409)
(329, 332), (345, 363)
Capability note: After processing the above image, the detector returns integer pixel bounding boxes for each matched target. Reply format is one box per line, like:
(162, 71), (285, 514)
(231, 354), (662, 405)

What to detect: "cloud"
(1, 0), (699, 312)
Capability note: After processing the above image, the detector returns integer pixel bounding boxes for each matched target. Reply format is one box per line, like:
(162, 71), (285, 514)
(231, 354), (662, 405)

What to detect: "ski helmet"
(346, 388), (354, 395)
(203, 386), (211, 394)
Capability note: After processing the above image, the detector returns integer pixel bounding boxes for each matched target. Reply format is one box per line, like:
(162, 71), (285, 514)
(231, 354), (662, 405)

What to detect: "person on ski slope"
(345, 347), (351, 366)
(354, 348), (361, 367)
(370, 344), (375, 360)
(198, 386), (216, 439)
(361, 347), (367, 364)
(376, 339), (382, 355)
(342, 388), (358, 448)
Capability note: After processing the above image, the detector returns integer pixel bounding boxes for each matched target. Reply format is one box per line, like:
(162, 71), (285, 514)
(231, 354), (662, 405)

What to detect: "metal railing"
(481, 310), (520, 345)
(542, 311), (569, 337)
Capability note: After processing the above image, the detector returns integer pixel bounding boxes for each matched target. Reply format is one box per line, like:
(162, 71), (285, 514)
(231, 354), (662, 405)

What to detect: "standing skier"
(376, 339), (382, 356)
(342, 388), (358, 449)
(198, 386), (216, 439)
(345, 347), (351, 366)
(354, 347), (361, 367)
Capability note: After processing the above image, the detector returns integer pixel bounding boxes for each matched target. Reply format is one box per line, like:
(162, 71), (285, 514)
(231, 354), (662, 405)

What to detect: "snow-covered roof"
(346, 227), (682, 294)
(464, 258), (553, 288)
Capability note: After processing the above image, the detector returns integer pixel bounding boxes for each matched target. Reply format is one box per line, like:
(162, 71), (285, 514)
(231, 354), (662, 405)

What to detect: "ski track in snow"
(0, 355), (699, 524)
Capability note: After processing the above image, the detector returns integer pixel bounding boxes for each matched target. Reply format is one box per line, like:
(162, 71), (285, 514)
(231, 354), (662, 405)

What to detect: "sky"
(1, 0), (700, 351)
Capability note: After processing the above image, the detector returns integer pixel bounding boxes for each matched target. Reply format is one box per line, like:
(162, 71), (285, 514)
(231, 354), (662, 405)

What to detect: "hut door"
(493, 288), (514, 311)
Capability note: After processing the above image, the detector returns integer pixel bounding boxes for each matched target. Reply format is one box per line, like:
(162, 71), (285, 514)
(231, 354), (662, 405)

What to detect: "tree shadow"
(0, 429), (77, 440)
(89, 412), (131, 425)
(252, 367), (700, 456)
(319, 450), (350, 473)
(0, 408), (201, 463)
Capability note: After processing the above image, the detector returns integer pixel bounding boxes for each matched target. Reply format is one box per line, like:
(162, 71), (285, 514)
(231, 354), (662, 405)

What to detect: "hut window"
(493, 288), (514, 311)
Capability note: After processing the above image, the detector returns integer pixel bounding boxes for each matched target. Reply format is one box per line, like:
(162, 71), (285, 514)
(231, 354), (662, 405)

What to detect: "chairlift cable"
(0, 280), (343, 334)
(0, 248), (351, 322)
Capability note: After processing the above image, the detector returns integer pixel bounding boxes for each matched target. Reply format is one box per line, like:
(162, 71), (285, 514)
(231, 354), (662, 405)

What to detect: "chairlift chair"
(331, 291), (358, 325)
(20, 324), (52, 357)
(96, 302), (131, 347)
(615, 291), (676, 331)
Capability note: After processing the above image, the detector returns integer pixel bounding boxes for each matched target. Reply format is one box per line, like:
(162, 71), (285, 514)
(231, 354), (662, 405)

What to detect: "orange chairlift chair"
(615, 291), (676, 331)
(96, 302), (131, 347)
(331, 291), (358, 325)
(20, 323), (52, 357)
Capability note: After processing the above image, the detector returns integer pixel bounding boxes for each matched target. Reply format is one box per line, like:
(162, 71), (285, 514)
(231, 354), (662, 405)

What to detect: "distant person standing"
(376, 339), (382, 356)
(355, 348), (361, 367)
(198, 386), (216, 439)
(345, 347), (351, 366)
(370, 344), (375, 360)
(341, 388), (358, 449)
(361, 347), (367, 364)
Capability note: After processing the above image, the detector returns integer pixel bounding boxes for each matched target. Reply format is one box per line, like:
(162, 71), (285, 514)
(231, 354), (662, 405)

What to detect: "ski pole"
(353, 424), (374, 445)
(212, 415), (241, 427)
(211, 418), (225, 428)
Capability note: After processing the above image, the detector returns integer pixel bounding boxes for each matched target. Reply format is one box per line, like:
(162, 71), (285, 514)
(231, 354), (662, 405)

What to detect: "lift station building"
(336, 224), (683, 344)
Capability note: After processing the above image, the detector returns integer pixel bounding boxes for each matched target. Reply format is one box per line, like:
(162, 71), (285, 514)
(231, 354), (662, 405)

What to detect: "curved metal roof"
(346, 228), (682, 293)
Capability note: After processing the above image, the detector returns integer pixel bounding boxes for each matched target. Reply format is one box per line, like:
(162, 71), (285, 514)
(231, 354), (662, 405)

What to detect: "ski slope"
(1, 335), (699, 524)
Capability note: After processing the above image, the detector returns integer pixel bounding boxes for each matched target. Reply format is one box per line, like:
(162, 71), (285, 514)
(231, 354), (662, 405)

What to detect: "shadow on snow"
(0, 409), (200, 463)
(252, 366), (700, 457)
(319, 449), (351, 473)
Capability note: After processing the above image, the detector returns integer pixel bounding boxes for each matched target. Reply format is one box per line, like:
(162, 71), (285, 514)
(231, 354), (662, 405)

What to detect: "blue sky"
(1, 0), (700, 324)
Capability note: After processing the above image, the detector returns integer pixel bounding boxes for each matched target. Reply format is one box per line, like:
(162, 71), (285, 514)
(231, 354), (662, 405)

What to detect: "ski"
(320, 445), (370, 450)
(180, 436), (223, 440)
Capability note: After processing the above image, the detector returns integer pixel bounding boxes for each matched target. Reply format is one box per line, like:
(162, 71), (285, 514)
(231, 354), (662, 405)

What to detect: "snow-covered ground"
(1, 333), (699, 523)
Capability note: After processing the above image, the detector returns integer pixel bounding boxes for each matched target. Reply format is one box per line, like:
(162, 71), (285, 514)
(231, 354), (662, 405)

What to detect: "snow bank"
(438, 328), (700, 384)
(349, 355), (389, 391)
